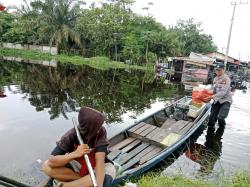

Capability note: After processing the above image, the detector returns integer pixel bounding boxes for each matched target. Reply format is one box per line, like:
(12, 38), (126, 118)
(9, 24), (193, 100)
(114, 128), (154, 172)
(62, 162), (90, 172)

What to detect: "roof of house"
(206, 51), (240, 62)
(168, 52), (215, 66)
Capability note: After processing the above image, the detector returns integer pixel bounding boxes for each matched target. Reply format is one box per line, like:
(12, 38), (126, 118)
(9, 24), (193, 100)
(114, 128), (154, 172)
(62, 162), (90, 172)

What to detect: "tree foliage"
(173, 18), (217, 55)
(0, 0), (217, 63)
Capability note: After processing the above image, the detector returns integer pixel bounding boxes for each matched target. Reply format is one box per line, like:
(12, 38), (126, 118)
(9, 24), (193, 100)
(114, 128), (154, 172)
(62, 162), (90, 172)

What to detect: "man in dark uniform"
(204, 64), (232, 127)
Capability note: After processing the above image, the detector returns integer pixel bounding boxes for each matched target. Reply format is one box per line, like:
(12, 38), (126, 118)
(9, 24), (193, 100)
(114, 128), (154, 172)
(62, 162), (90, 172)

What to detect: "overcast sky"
(1, 0), (250, 61)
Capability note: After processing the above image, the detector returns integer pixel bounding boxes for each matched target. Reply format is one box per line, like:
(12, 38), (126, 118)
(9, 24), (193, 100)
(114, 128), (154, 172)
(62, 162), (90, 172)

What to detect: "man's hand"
(203, 95), (213, 102)
(72, 144), (90, 158)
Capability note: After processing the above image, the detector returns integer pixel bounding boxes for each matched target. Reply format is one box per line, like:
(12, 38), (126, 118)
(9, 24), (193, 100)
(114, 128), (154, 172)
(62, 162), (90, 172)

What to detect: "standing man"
(204, 64), (232, 128)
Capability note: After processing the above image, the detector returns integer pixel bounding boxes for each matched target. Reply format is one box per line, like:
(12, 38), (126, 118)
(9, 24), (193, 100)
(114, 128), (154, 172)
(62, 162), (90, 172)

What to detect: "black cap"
(215, 63), (225, 69)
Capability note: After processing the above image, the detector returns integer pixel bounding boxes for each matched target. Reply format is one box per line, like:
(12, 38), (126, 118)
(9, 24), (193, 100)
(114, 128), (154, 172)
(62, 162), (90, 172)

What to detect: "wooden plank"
(107, 150), (121, 160)
(161, 118), (176, 129)
(120, 139), (141, 154)
(109, 133), (126, 148)
(146, 128), (161, 139)
(109, 137), (135, 151)
(128, 130), (167, 149)
(140, 125), (156, 137)
(133, 123), (152, 134)
(164, 120), (189, 133)
(178, 122), (194, 135)
(128, 122), (146, 132)
(121, 145), (157, 171)
(139, 147), (162, 165)
(171, 120), (190, 133)
(115, 143), (150, 165)
(151, 129), (171, 143)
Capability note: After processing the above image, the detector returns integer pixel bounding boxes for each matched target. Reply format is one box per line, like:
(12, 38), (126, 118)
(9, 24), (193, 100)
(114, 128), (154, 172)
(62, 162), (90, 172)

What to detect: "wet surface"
(0, 60), (181, 185)
(162, 87), (250, 180)
(0, 59), (249, 185)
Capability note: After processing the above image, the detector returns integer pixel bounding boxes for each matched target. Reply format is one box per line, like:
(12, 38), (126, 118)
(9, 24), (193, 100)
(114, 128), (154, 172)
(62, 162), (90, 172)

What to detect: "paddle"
(0, 175), (31, 187)
(72, 118), (99, 187)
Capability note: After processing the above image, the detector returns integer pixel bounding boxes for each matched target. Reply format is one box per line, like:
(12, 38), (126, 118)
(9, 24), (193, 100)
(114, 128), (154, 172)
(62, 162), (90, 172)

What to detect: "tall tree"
(173, 18), (217, 55)
(0, 12), (14, 42)
(33, 0), (83, 51)
(75, 0), (132, 57)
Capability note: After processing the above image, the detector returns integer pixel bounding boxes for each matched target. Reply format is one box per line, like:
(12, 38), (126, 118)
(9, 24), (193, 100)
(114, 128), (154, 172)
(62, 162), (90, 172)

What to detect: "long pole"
(224, 1), (248, 70)
(224, 2), (237, 70)
(72, 118), (99, 187)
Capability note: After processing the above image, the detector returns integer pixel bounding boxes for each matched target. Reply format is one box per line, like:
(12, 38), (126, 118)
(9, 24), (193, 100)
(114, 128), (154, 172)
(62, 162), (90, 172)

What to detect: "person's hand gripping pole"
(72, 117), (99, 187)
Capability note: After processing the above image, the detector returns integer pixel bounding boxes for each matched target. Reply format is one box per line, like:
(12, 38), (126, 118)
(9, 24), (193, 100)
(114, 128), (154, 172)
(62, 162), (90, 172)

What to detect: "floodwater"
(0, 59), (181, 185)
(0, 59), (249, 185)
(162, 84), (250, 180)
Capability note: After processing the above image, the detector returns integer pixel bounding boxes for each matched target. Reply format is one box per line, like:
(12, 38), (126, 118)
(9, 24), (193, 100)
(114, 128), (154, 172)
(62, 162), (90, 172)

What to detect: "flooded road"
(0, 59), (249, 185)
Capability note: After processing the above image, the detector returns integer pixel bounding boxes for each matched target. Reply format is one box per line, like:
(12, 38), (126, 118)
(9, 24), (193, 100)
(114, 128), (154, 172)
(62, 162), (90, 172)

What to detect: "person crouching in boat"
(203, 63), (232, 128)
(42, 107), (116, 187)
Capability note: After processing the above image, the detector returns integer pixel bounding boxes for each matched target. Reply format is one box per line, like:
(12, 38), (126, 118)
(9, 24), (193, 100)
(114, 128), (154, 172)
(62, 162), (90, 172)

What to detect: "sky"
(1, 0), (250, 61)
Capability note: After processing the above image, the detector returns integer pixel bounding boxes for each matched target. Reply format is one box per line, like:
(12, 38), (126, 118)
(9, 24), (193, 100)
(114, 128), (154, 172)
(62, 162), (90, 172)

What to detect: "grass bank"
(122, 172), (250, 187)
(0, 48), (154, 71)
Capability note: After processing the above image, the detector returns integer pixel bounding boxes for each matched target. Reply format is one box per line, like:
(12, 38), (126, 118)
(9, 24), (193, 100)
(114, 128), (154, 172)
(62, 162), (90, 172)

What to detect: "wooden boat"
(108, 96), (211, 185)
(37, 96), (211, 186)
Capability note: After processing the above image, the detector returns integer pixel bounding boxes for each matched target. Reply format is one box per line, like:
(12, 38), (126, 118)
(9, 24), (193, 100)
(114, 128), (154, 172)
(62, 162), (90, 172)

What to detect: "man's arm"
(47, 144), (90, 168)
(95, 152), (106, 187)
(213, 77), (231, 102)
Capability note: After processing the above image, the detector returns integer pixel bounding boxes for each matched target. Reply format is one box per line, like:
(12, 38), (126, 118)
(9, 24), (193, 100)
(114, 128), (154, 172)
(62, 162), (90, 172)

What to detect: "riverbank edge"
(122, 171), (250, 187)
(0, 47), (154, 71)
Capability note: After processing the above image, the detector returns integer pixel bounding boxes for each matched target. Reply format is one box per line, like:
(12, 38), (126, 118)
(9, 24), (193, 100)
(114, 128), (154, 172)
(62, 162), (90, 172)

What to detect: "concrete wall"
(1, 42), (57, 55)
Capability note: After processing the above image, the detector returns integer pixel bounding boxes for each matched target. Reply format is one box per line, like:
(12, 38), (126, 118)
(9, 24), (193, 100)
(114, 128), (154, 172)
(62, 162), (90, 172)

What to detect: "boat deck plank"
(146, 128), (162, 139)
(120, 139), (141, 154)
(107, 150), (121, 161)
(178, 122), (194, 135)
(151, 129), (171, 143)
(128, 122), (146, 132)
(133, 123), (152, 134)
(115, 143), (150, 165)
(161, 118), (176, 129)
(109, 137), (135, 151)
(122, 145), (157, 170)
(171, 120), (190, 133)
(139, 147), (162, 165)
(140, 125), (157, 137)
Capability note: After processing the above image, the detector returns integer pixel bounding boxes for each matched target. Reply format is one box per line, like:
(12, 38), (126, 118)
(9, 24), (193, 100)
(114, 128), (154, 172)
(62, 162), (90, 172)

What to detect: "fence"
(0, 42), (58, 55)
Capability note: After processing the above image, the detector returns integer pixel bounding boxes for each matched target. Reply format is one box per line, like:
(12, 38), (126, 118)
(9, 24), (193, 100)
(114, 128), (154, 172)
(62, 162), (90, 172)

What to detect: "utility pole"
(224, 1), (248, 70)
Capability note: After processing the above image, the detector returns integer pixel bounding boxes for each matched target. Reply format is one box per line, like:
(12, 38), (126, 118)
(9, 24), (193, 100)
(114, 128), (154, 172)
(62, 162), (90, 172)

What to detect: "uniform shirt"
(213, 74), (232, 104)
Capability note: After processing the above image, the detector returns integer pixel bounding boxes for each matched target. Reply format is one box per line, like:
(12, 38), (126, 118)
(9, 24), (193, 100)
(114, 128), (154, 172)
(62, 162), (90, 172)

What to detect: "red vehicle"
(0, 5), (6, 11)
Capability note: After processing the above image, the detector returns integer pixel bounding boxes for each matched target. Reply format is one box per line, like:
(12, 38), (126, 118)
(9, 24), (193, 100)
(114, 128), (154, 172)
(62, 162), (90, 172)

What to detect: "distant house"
(206, 51), (241, 71)
(168, 52), (215, 85)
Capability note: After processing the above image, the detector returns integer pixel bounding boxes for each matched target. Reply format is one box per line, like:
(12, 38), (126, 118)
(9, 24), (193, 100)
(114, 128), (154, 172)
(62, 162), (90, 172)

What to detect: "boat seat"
(107, 121), (194, 170)
(128, 121), (193, 148)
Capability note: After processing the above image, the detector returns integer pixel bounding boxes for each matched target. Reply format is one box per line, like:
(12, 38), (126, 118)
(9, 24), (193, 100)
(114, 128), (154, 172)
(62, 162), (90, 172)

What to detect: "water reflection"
(0, 59), (181, 123)
(185, 126), (225, 175)
(0, 56), (57, 67)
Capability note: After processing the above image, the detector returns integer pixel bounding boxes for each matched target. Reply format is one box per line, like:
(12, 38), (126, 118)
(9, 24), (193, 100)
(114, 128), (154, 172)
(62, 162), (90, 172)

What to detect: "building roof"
(206, 51), (240, 63)
(168, 52), (215, 66)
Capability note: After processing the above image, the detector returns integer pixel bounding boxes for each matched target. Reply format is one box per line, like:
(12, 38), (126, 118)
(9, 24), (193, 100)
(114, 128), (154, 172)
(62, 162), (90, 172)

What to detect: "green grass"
(232, 172), (250, 187)
(137, 174), (214, 187)
(0, 47), (154, 71)
(119, 171), (250, 187)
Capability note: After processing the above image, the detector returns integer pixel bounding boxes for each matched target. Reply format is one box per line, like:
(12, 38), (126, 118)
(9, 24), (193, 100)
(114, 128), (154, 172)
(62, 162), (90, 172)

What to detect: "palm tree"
(32, 0), (83, 51)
